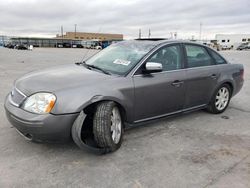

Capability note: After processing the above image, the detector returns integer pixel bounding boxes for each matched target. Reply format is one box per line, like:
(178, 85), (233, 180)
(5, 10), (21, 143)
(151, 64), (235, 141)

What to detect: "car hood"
(15, 64), (112, 96)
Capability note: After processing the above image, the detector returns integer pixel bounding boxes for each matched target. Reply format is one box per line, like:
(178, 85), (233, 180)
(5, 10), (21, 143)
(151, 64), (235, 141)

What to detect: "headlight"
(22, 93), (56, 114)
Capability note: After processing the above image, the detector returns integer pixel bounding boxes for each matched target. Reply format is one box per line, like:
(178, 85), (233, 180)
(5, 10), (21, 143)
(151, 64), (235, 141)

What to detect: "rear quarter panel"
(215, 63), (244, 97)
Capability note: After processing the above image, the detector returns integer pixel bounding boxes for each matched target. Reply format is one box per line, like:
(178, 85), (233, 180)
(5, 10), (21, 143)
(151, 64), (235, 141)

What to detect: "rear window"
(185, 45), (213, 68)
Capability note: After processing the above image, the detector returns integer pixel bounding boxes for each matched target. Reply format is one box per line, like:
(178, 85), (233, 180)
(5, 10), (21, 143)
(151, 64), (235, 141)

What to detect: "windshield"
(85, 41), (155, 75)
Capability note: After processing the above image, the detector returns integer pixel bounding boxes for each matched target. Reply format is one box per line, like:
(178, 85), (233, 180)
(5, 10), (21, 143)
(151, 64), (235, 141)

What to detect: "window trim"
(133, 67), (185, 77)
(130, 42), (228, 77)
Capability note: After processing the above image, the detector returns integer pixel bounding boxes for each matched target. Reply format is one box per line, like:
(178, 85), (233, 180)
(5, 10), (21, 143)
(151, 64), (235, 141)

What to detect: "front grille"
(10, 87), (26, 107)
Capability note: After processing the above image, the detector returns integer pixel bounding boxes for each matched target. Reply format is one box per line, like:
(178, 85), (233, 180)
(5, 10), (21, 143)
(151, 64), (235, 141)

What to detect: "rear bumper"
(4, 94), (79, 143)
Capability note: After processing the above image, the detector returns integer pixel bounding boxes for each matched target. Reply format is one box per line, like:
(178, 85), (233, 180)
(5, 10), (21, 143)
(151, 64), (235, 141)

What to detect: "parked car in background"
(15, 44), (28, 50)
(95, 45), (102, 50)
(4, 40), (244, 154)
(5, 43), (15, 49)
(63, 43), (71, 48)
(76, 44), (83, 48)
(237, 43), (250, 50)
(220, 44), (233, 50)
(56, 43), (63, 48)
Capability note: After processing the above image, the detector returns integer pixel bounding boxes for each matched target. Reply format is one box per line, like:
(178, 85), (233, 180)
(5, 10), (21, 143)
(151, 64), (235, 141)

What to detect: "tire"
(207, 84), (232, 114)
(93, 101), (123, 153)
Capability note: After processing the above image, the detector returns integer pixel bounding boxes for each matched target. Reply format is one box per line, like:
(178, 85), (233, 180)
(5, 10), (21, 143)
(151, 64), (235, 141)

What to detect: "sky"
(0, 0), (249, 40)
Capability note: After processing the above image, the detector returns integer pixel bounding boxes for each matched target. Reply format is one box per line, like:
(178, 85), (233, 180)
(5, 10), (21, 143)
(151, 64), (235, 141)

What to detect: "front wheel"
(207, 84), (231, 114)
(93, 101), (123, 153)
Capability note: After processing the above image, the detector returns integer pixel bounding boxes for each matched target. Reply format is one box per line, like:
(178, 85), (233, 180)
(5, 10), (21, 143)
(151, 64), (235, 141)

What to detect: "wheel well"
(223, 82), (234, 94)
(83, 100), (127, 122)
(71, 101), (127, 152)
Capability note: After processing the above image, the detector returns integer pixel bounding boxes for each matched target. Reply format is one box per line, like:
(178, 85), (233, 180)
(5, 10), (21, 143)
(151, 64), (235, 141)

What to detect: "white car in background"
(95, 45), (102, 50)
(220, 44), (232, 50)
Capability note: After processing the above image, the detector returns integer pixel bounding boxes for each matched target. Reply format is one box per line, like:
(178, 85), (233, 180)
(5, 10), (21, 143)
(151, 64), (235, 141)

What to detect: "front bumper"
(4, 94), (79, 143)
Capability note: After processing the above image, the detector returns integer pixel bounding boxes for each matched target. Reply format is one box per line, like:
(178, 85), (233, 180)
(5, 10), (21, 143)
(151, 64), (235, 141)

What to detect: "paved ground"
(0, 48), (249, 188)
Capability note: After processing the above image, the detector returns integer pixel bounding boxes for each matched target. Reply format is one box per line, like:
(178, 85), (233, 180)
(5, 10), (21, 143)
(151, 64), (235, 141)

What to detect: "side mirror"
(145, 62), (163, 73)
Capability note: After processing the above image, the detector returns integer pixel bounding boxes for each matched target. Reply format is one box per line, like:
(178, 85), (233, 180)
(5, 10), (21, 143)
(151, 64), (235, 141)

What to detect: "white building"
(215, 34), (250, 49)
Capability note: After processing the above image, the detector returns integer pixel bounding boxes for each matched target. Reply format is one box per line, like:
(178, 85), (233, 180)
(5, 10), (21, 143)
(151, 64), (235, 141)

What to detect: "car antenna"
(79, 27), (102, 63)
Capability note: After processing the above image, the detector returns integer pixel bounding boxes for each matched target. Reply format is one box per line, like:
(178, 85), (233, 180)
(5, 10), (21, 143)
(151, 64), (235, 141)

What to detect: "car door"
(183, 44), (219, 109)
(132, 44), (187, 122)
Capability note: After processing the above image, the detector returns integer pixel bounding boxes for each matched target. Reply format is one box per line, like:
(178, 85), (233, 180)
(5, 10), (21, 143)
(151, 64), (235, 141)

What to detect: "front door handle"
(171, 80), (184, 87)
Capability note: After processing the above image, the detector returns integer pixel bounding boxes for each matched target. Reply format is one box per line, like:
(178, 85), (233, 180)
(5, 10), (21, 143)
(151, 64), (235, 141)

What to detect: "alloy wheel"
(110, 107), (122, 144)
(215, 87), (230, 111)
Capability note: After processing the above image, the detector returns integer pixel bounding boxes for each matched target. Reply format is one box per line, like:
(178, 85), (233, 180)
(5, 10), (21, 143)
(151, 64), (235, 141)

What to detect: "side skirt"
(124, 104), (207, 129)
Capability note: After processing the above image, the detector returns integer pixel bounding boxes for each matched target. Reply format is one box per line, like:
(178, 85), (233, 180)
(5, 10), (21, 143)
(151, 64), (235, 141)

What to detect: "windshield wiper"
(75, 61), (85, 65)
(76, 61), (111, 75)
(86, 64), (111, 75)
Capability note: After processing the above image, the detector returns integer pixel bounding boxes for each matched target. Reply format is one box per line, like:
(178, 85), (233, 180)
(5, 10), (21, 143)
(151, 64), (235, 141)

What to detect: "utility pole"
(61, 25), (64, 38)
(139, 29), (141, 39)
(199, 22), (202, 41)
(170, 32), (177, 39)
(61, 25), (64, 44)
(148, 29), (151, 38)
(74, 24), (77, 39)
(174, 32), (177, 39)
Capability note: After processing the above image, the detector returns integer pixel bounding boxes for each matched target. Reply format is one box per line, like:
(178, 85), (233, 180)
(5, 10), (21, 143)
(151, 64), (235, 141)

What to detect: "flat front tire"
(93, 101), (123, 153)
(207, 84), (231, 114)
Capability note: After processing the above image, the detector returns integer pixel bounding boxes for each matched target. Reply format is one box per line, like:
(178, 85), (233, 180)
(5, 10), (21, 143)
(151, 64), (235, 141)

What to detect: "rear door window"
(185, 45), (213, 68)
(208, 49), (227, 64)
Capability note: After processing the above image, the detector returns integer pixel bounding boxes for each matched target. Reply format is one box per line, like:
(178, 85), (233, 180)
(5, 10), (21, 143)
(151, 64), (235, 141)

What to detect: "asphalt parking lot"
(0, 47), (249, 188)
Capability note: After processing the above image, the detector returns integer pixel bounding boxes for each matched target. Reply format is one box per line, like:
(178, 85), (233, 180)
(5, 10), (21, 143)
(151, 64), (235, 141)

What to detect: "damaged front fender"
(71, 110), (107, 154)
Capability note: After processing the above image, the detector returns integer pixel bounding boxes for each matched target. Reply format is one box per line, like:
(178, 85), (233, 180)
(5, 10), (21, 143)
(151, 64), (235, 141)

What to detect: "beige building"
(56, 32), (123, 41)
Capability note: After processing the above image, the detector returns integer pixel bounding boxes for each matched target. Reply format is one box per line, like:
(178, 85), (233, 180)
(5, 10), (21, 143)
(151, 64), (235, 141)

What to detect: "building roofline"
(65, 31), (123, 36)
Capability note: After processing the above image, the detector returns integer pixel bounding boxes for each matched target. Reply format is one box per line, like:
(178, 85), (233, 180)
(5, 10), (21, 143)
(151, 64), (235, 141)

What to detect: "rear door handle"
(210, 74), (217, 79)
(171, 80), (184, 87)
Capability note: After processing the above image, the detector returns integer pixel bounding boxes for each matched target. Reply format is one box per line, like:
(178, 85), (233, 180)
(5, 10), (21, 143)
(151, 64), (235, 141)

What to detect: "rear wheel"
(207, 84), (231, 114)
(93, 101), (123, 153)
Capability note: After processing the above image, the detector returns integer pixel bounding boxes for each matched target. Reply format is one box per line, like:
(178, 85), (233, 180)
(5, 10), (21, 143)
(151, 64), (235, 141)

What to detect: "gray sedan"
(4, 40), (244, 153)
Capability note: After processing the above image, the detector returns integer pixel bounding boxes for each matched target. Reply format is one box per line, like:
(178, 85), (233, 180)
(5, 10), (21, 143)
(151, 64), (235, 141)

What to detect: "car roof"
(117, 39), (206, 48)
